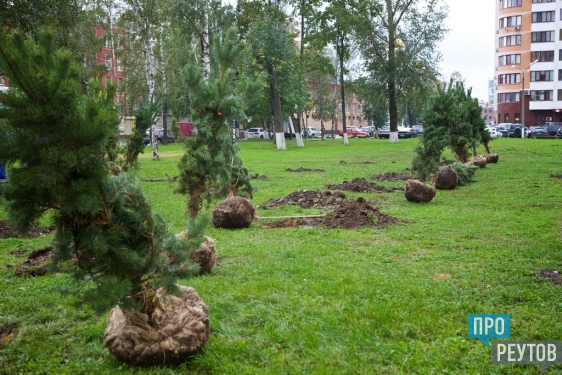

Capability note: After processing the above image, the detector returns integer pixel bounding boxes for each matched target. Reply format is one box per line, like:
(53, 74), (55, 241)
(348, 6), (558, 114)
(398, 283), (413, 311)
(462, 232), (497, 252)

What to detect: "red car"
(339, 126), (367, 138)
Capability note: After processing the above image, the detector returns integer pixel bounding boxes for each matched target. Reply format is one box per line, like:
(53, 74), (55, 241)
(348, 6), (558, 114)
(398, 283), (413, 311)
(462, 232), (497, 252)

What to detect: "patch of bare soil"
(371, 172), (411, 182)
(301, 198), (404, 229)
(0, 220), (54, 239)
(533, 269), (562, 286)
(9, 249), (27, 256)
(14, 247), (53, 277)
(285, 167), (325, 172)
(339, 160), (374, 164)
(261, 190), (347, 209)
(141, 176), (178, 182)
(326, 178), (403, 193)
(550, 174), (562, 179)
(250, 174), (268, 180)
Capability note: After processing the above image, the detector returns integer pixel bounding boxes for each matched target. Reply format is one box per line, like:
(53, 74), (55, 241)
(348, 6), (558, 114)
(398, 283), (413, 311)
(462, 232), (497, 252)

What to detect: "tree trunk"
(151, 124), (159, 160)
(271, 68), (285, 150)
(200, 5), (210, 81)
(386, 0), (398, 142)
(337, 29), (348, 145)
(159, 26), (168, 144)
(292, 116), (304, 147)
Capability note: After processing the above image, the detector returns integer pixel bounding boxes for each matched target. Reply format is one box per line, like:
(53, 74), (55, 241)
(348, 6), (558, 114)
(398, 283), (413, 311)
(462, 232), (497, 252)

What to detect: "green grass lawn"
(1, 137), (562, 374)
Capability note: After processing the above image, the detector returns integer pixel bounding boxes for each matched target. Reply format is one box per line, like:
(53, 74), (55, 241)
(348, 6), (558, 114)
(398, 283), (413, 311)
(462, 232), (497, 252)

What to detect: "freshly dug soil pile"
(250, 174), (268, 180)
(339, 160), (373, 164)
(14, 247), (53, 277)
(141, 176), (178, 182)
(471, 155), (487, 168)
(300, 198), (403, 229)
(212, 196), (257, 229)
(550, 174), (562, 179)
(0, 220), (54, 239)
(532, 270), (562, 286)
(104, 286), (209, 366)
(434, 165), (458, 190)
(326, 178), (403, 193)
(404, 179), (435, 203)
(485, 153), (499, 163)
(371, 172), (411, 182)
(262, 190), (346, 209)
(285, 167), (325, 172)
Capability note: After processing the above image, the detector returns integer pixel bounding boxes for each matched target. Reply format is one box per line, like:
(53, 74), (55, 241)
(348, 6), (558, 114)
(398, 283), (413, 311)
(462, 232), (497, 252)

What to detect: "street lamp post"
(512, 60), (538, 139)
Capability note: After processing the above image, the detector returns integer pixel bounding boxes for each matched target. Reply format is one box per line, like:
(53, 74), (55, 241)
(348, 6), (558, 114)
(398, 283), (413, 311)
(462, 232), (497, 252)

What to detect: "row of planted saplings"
(405, 153), (499, 203)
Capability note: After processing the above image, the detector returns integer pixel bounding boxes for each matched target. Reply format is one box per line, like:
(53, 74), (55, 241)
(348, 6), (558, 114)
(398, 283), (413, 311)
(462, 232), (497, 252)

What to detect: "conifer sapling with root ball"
(0, 28), (209, 366)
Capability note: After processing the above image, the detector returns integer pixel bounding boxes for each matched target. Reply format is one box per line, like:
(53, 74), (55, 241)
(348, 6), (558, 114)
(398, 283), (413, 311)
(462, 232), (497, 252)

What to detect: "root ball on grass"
(175, 231), (217, 275)
(485, 153), (499, 163)
(404, 179), (435, 203)
(104, 286), (209, 366)
(212, 196), (256, 229)
(434, 165), (458, 190)
(471, 155), (487, 168)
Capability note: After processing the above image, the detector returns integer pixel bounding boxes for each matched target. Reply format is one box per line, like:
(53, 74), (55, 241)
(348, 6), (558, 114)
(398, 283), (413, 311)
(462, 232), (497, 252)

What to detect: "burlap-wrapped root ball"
(404, 179), (436, 202)
(471, 155), (487, 168)
(485, 153), (499, 163)
(434, 165), (458, 190)
(104, 286), (209, 366)
(175, 231), (217, 275)
(212, 196), (257, 229)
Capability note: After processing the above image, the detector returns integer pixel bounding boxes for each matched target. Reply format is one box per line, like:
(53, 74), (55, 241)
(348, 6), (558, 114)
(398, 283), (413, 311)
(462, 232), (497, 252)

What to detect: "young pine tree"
(411, 83), (455, 181)
(176, 28), (262, 218)
(0, 29), (204, 313)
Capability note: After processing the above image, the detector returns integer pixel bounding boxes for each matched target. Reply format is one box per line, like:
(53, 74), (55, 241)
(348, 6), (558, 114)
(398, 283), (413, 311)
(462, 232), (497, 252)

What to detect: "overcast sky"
(438, 0), (495, 102)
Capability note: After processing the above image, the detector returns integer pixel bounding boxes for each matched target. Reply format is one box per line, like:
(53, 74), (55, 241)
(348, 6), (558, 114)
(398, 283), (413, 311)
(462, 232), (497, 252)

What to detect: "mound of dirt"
(285, 167), (325, 172)
(533, 269), (562, 286)
(141, 176), (178, 182)
(300, 198), (403, 229)
(250, 174), (268, 180)
(326, 178), (403, 193)
(339, 160), (374, 164)
(0, 220), (55, 239)
(14, 247), (53, 277)
(262, 190), (346, 209)
(371, 172), (411, 182)
(550, 174), (562, 179)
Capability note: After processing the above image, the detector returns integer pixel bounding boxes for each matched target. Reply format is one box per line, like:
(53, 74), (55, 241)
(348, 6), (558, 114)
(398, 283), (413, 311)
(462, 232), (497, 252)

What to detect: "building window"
(105, 54), (112, 70)
(532, 11), (555, 23)
(105, 76), (112, 86)
(531, 50), (554, 62)
(505, 114), (510, 122)
(497, 92), (520, 103)
(514, 113), (520, 122)
(499, 54), (521, 66)
(531, 31), (555, 43)
(346, 104), (349, 113)
(118, 77), (124, 89)
(499, 35), (521, 47)
(498, 73), (521, 84)
(117, 57), (122, 72)
(500, 0), (521, 9)
(353, 103), (356, 114)
(557, 89), (562, 100)
(533, 0), (554, 2)
(499, 16), (522, 28)
(530, 90), (553, 101)
(531, 71), (554, 81)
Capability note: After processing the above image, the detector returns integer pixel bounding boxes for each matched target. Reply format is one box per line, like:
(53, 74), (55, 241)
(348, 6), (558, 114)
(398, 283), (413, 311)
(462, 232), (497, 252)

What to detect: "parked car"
(339, 126), (367, 138)
(303, 127), (322, 138)
(144, 129), (176, 145)
(485, 127), (503, 138)
(377, 126), (417, 139)
(494, 125), (509, 138)
(412, 125), (424, 135)
(377, 126), (390, 138)
(527, 126), (549, 138)
(506, 123), (525, 138)
(541, 124), (562, 138)
(359, 126), (377, 138)
(246, 128), (271, 139)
